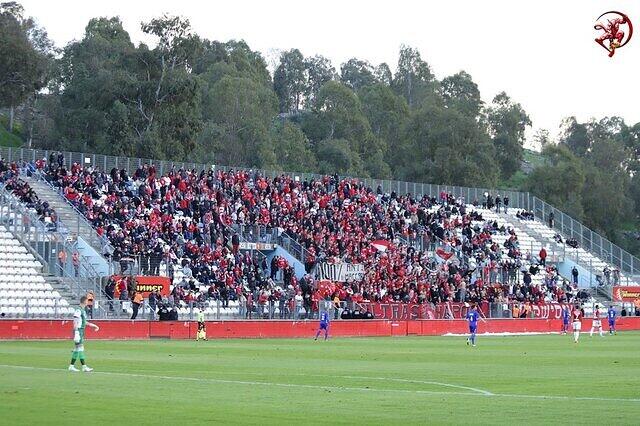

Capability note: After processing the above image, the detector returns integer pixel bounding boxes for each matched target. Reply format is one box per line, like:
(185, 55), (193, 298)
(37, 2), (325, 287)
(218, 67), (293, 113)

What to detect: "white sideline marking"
(0, 364), (639, 403)
(322, 374), (493, 396)
(209, 371), (493, 396)
(443, 332), (561, 337)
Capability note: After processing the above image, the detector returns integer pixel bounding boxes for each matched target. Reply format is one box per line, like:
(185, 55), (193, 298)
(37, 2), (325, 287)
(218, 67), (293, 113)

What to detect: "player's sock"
(315, 330), (320, 340)
(471, 333), (476, 345)
(599, 329), (603, 337)
(574, 331), (579, 342)
(590, 328), (594, 337)
(324, 330), (328, 340)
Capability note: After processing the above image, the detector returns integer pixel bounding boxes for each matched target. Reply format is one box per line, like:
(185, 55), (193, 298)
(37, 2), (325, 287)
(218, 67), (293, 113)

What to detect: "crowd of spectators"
(20, 153), (589, 317)
(0, 157), (58, 229)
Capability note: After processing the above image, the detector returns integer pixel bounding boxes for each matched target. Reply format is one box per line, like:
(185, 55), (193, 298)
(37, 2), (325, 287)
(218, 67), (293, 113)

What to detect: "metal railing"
(529, 196), (640, 279)
(29, 166), (113, 257)
(231, 224), (311, 265)
(2, 146), (638, 282)
(0, 184), (104, 304)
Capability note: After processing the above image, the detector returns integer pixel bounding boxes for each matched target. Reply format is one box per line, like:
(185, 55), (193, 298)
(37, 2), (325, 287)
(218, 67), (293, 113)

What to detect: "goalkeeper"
(68, 295), (99, 372)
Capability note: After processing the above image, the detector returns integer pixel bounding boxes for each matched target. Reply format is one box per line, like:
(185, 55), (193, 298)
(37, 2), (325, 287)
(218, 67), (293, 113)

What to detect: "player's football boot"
(68, 365), (80, 372)
(82, 365), (94, 372)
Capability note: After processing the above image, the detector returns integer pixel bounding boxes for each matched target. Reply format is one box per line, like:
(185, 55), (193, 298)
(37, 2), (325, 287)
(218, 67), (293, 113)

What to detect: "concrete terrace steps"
(498, 209), (640, 287)
(43, 275), (76, 301)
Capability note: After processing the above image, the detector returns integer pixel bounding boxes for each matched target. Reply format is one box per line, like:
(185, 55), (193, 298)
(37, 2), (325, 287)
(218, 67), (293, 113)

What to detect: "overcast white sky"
(19, 0), (640, 148)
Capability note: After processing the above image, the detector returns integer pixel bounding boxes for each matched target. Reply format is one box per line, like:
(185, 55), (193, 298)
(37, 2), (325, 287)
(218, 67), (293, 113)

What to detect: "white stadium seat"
(0, 231), (72, 318)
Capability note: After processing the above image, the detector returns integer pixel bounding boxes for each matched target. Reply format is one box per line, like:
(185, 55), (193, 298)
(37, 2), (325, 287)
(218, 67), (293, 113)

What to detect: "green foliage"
(398, 101), (497, 187)
(392, 45), (436, 108)
(360, 83), (409, 145)
(270, 121), (317, 172)
(273, 49), (306, 113)
(485, 92), (531, 179)
(0, 120), (22, 146)
(524, 144), (586, 220)
(315, 138), (365, 176)
(340, 58), (377, 91)
(525, 136), (636, 241)
(0, 3), (52, 111)
(304, 55), (335, 104)
(439, 71), (482, 118)
(205, 75), (278, 167)
(559, 117), (589, 157)
(311, 82), (369, 144)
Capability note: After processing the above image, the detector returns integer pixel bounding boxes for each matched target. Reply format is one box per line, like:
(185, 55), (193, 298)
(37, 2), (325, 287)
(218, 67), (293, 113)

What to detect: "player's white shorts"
(592, 320), (601, 327)
(572, 321), (581, 331)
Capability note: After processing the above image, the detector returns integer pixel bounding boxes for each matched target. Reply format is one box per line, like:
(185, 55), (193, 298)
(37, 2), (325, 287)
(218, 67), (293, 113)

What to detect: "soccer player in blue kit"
(466, 304), (484, 347)
(561, 306), (570, 335)
(607, 305), (617, 335)
(315, 311), (330, 341)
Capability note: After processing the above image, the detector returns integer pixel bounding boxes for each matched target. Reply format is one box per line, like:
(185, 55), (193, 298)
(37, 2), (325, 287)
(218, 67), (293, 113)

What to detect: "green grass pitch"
(1, 333), (639, 425)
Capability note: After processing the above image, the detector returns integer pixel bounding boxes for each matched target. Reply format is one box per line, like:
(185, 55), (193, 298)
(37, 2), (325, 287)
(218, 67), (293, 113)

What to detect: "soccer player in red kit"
(590, 305), (604, 337)
(572, 305), (585, 343)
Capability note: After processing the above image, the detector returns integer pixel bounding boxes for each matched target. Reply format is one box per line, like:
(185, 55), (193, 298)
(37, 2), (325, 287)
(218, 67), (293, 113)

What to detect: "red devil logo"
(594, 11), (633, 57)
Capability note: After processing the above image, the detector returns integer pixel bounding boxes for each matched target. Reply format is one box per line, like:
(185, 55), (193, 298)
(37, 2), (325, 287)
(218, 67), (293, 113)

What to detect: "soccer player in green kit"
(68, 295), (100, 372)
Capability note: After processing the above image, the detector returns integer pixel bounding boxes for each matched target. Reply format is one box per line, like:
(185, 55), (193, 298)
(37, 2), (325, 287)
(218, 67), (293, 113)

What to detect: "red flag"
(371, 240), (392, 252)
(435, 247), (454, 261)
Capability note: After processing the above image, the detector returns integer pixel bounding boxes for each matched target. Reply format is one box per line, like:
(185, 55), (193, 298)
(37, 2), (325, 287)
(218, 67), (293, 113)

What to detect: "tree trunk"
(9, 105), (15, 132)
(28, 121), (34, 148)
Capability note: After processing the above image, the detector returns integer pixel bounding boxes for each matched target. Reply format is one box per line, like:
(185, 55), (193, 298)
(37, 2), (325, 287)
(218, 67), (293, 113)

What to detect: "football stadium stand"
(1, 147), (638, 319)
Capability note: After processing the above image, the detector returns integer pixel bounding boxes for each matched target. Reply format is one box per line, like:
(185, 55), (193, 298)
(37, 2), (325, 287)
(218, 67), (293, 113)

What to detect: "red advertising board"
(355, 302), (492, 320)
(354, 302), (577, 320)
(2, 318), (640, 340)
(354, 302), (437, 320)
(612, 286), (640, 305)
(112, 275), (171, 296)
(433, 302), (489, 319)
(527, 302), (573, 319)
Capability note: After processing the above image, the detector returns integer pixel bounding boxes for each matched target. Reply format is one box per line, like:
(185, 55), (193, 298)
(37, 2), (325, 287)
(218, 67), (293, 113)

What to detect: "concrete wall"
(76, 236), (111, 276)
(265, 246), (307, 279)
(557, 260), (598, 288)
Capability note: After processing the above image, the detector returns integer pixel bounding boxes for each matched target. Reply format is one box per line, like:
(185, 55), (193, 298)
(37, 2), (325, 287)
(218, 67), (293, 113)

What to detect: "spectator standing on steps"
(72, 251), (80, 277)
(148, 290), (159, 320)
(503, 196), (509, 213)
(85, 291), (94, 319)
(57, 250), (67, 276)
(548, 211), (555, 228)
(539, 247), (547, 266)
(131, 290), (143, 320)
(105, 278), (115, 312)
(231, 233), (240, 255)
(603, 267), (611, 286)
(571, 266), (579, 285)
